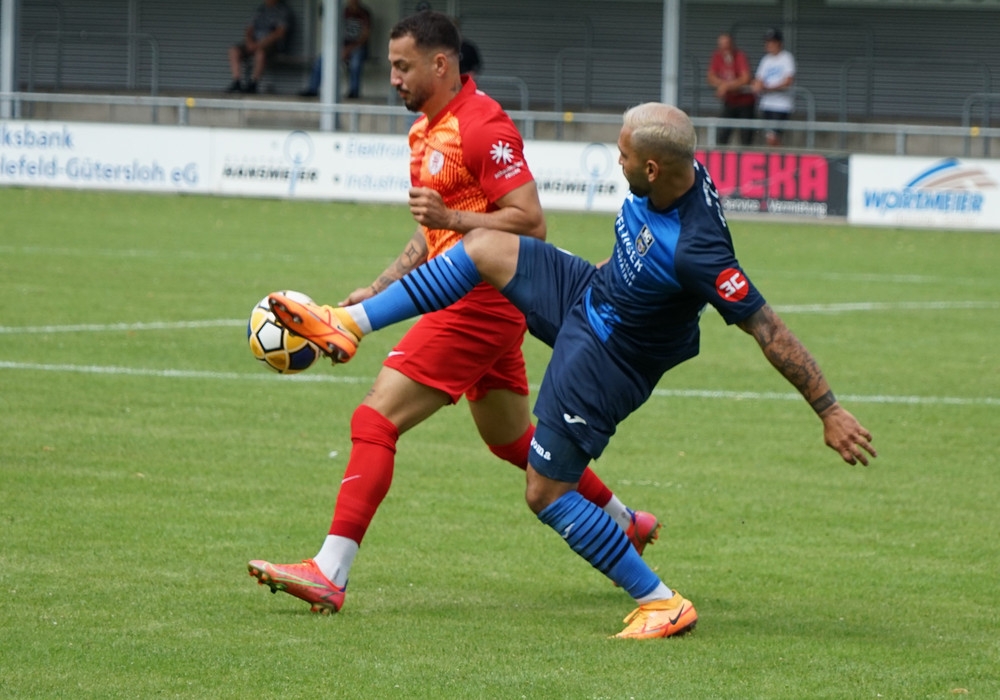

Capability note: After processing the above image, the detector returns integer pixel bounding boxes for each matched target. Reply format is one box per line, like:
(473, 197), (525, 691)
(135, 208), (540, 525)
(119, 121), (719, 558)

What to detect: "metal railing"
(473, 75), (530, 114)
(962, 92), (999, 157)
(701, 86), (817, 149)
(3, 91), (1000, 158)
(383, 74), (530, 134)
(691, 86), (817, 148)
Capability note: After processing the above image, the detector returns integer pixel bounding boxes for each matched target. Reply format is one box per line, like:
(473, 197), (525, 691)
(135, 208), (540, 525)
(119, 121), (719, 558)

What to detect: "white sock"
(313, 535), (359, 587)
(344, 304), (372, 334)
(602, 494), (632, 531)
(636, 583), (675, 605)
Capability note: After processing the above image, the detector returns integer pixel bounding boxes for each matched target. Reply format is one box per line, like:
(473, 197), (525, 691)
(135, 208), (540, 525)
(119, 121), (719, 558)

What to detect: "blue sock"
(360, 242), (481, 331)
(537, 491), (662, 599)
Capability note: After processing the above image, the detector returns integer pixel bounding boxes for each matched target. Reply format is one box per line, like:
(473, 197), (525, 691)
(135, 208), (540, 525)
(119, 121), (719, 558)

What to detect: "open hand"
(822, 405), (877, 466)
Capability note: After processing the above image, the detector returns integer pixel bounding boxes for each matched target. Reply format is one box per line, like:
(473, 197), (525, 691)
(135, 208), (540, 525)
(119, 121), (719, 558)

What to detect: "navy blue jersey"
(505, 160), (766, 461)
(588, 159), (765, 373)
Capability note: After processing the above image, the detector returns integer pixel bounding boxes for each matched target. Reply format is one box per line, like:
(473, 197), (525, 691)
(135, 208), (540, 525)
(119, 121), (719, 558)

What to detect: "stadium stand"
(6, 0), (1000, 156)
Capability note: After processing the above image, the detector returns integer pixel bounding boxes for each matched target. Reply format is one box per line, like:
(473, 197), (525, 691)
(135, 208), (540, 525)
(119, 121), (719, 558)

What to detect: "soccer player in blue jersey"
(270, 102), (877, 639)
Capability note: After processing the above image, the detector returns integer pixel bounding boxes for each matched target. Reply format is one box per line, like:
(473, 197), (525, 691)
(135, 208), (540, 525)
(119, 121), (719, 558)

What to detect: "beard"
(626, 179), (652, 198)
(398, 86), (429, 113)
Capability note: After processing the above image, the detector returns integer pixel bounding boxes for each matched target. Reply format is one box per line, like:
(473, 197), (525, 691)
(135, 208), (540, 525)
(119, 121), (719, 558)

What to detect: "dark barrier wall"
(696, 150), (849, 218)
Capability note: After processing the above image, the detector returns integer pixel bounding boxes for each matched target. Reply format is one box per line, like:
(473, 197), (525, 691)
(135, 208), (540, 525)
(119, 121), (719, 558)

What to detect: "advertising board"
(1, 121), (857, 225)
(849, 155), (1000, 230)
(0, 121), (207, 192)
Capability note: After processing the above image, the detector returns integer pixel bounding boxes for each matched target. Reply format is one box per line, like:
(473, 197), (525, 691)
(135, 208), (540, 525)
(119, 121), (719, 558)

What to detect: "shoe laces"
(621, 606), (644, 625)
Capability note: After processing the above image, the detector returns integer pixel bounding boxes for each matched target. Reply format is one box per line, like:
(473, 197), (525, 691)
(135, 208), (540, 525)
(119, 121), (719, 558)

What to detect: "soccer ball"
(247, 290), (322, 374)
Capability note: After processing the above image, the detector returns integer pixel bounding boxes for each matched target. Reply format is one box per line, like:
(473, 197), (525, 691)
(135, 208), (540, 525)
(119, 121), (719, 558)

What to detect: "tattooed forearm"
(738, 305), (833, 411)
(400, 234), (428, 269)
(372, 233), (428, 293)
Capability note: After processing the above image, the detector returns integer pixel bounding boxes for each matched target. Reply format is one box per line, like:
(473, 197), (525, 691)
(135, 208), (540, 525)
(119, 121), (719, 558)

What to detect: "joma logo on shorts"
(530, 437), (552, 461)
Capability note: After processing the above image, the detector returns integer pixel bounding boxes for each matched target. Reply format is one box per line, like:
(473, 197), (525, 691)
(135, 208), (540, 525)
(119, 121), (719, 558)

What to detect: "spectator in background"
(751, 28), (796, 147)
(706, 32), (754, 146)
(299, 0), (372, 99)
(342, 0), (372, 98)
(226, 0), (292, 94)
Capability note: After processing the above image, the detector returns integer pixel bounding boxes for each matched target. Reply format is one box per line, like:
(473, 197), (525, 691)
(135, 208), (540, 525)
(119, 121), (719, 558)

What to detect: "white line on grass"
(0, 244), (300, 263)
(650, 387), (1000, 407)
(0, 320), (246, 334)
(1, 361), (996, 407)
(772, 300), (1000, 314)
(0, 361), (371, 384)
(1, 300), (995, 336)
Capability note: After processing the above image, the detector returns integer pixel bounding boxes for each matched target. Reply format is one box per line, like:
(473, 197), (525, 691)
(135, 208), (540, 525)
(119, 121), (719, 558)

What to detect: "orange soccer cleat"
(614, 592), (698, 640)
(268, 292), (362, 363)
(248, 558), (347, 614)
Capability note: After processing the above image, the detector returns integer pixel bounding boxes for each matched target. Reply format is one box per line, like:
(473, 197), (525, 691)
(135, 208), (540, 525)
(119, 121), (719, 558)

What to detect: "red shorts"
(383, 283), (530, 403)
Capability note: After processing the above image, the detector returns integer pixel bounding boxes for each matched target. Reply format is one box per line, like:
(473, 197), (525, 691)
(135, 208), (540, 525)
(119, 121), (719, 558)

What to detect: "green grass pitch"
(1, 186), (998, 698)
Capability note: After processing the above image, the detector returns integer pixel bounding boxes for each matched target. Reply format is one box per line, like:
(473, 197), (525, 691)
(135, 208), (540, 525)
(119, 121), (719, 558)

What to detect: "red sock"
(488, 425), (533, 468)
(577, 467), (612, 508)
(488, 424), (612, 508)
(328, 405), (399, 544)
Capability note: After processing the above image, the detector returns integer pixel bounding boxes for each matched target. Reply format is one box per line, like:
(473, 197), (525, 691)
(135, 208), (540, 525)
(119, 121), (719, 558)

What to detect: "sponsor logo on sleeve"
(490, 140), (514, 165)
(716, 268), (749, 302)
(489, 140), (524, 181)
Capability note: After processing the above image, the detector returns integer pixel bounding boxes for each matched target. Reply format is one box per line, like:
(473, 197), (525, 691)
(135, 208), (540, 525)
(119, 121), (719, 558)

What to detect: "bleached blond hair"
(623, 103), (697, 163)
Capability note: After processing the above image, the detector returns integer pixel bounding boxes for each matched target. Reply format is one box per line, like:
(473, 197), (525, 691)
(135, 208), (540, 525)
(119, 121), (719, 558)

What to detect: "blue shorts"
(501, 237), (662, 477)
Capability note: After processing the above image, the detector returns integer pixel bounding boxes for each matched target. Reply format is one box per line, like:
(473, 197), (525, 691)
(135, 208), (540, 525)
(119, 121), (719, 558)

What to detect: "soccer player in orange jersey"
(248, 11), (659, 614)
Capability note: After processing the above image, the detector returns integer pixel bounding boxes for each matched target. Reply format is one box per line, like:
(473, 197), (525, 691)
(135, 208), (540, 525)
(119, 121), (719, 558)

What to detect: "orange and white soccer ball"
(247, 290), (322, 374)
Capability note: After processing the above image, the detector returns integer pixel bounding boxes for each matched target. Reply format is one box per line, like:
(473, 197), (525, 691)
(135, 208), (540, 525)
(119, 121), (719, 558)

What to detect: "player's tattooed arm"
(373, 226), (428, 293)
(736, 304), (834, 415)
(339, 227), (428, 305)
(737, 304), (876, 466)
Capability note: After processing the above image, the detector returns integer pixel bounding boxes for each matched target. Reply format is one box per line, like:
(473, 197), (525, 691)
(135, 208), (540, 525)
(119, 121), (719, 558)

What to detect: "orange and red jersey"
(385, 77), (535, 402)
(408, 76), (535, 260)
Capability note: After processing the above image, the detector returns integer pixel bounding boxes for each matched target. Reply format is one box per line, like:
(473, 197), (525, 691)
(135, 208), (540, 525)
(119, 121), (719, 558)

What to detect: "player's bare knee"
(462, 228), (493, 261)
(465, 229), (519, 286)
(524, 467), (573, 514)
(523, 486), (550, 515)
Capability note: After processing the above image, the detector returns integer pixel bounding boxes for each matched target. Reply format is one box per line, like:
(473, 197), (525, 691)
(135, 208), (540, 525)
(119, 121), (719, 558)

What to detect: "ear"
(645, 159), (659, 182)
(433, 52), (449, 77)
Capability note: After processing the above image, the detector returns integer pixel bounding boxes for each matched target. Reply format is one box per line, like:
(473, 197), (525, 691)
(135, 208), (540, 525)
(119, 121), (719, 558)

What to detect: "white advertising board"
(0, 121), (208, 192)
(207, 129), (627, 210)
(211, 128), (411, 201)
(848, 155), (1000, 230)
(524, 141), (628, 213)
(0, 120), (631, 214)
(212, 128), (332, 199)
(326, 133), (412, 202)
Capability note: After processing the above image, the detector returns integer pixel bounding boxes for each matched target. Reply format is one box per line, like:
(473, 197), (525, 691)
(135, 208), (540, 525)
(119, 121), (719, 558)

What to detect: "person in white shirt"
(751, 28), (796, 146)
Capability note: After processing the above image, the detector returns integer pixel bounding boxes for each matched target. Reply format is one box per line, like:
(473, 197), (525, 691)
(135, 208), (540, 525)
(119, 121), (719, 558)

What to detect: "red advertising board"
(696, 150), (849, 218)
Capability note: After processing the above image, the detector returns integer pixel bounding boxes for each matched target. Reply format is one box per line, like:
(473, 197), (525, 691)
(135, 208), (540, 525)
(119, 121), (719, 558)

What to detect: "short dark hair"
(390, 11), (461, 55)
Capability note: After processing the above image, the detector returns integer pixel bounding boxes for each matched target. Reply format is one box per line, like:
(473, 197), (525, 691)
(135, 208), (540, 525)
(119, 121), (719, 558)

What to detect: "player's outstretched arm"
(736, 305), (876, 466)
(339, 225), (429, 306)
